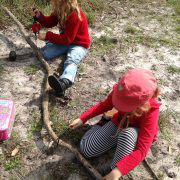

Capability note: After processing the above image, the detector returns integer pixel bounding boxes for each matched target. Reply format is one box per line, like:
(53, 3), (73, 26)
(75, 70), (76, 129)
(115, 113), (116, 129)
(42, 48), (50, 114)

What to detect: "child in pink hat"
(69, 68), (161, 180)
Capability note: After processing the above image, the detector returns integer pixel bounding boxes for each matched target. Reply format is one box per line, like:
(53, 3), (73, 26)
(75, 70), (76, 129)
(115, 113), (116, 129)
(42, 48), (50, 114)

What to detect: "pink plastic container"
(0, 99), (15, 141)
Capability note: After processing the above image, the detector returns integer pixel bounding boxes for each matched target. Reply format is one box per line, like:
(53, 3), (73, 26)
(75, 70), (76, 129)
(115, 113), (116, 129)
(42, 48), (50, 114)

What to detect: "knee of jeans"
(66, 53), (83, 65)
(41, 50), (52, 61)
(64, 58), (79, 66)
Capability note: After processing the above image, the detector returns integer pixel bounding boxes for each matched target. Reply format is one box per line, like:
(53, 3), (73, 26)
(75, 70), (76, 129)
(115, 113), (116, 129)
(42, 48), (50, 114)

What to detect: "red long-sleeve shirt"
(80, 84), (161, 175)
(37, 9), (91, 48)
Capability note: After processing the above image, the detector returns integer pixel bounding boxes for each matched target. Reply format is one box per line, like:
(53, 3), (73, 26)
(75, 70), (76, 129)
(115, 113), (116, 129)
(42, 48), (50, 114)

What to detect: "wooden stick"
(143, 159), (159, 180)
(2, 6), (102, 180)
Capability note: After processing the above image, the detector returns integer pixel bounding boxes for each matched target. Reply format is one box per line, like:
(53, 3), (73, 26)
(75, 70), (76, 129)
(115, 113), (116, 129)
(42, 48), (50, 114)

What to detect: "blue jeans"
(41, 42), (88, 83)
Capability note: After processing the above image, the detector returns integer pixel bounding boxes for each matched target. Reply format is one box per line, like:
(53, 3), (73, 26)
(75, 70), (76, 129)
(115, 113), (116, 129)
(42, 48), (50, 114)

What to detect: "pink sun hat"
(112, 68), (157, 112)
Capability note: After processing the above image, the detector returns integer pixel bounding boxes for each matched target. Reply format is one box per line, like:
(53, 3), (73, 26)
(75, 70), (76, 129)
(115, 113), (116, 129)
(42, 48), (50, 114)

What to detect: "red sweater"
(37, 9), (91, 48)
(80, 84), (161, 175)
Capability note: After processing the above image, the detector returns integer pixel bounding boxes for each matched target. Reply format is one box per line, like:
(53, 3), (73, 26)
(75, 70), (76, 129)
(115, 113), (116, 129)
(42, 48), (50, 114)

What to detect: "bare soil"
(0, 0), (180, 180)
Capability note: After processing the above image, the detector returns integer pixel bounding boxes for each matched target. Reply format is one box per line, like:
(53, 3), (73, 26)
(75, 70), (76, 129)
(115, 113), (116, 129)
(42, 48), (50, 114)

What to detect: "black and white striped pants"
(80, 121), (139, 169)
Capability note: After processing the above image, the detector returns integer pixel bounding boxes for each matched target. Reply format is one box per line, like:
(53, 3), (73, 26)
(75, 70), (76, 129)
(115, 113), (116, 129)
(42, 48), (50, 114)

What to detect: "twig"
(2, 6), (102, 180)
(143, 159), (159, 180)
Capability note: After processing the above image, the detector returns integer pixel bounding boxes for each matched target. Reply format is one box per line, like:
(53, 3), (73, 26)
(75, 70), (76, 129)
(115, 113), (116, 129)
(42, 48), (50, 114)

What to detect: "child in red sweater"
(32, 0), (90, 96)
(69, 68), (161, 180)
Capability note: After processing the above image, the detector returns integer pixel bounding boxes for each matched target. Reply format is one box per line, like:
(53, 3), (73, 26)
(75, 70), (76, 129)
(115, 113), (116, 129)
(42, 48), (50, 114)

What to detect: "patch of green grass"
(93, 36), (117, 54)
(174, 25), (180, 34)
(85, 11), (96, 26)
(168, 0), (180, 15)
(0, 0), (104, 28)
(15, 113), (20, 122)
(13, 113), (21, 127)
(167, 65), (180, 74)
(0, 0), (49, 28)
(158, 110), (172, 141)
(0, 154), (5, 167)
(125, 34), (178, 48)
(0, 64), (5, 76)
(1, 0), (105, 28)
(1, 135), (32, 177)
(78, 0), (105, 12)
(8, 175), (17, 180)
(1, 131), (29, 173)
(49, 105), (69, 134)
(4, 157), (20, 171)
(156, 16), (165, 24)
(49, 106), (69, 136)
(124, 25), (138, 34)
(28, 110), (42, 138)
(49, 106), (60, 124)
(157, 172), (165, 180)
(24, 64), (39, 75)
(79, 64), (85, 74)
(130, 0), (151, 3)
(0, 10), (6, 29)
(103, 86), (112, 96)
(159, 38), (178, 47)
(175, 154), (180, 166)
(79, 0), (105, 26)
(157, 78), (166, 86)
(64, 162), (78, 174)
(172, 16), (180, 25)
(151, 64), (157, 71)
(49, 105), (90, 144)
(30, 119), (42, 133)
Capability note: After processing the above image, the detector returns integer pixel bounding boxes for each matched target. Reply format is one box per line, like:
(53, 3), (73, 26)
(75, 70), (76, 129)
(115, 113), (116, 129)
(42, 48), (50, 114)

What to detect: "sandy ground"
(0, 0), (180, 179)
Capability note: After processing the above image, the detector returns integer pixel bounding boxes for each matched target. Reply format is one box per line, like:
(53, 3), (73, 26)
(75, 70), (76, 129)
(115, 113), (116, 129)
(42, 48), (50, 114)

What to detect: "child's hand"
(31, 8), (40, 18)
(38, 32), (46, 41)
(69, 118), (83, 129)
(102, 168), (122, 180)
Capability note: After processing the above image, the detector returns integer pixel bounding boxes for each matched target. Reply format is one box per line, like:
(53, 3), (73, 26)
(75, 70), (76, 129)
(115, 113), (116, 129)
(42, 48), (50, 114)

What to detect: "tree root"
(2, 6), (102, 180)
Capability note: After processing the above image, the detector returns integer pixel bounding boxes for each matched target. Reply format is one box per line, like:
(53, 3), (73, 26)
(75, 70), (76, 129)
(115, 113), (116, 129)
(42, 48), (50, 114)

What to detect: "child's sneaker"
(48, 75), (72, 95)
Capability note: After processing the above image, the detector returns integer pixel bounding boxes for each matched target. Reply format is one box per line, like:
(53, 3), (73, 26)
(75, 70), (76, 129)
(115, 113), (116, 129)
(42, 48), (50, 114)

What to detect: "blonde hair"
(114, 87), (160, 135)
(52, 0), (82, 28)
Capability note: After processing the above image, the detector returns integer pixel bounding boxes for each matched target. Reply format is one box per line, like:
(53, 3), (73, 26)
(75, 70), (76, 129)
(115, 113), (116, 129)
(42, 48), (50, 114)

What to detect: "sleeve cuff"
(79, 116), (87, 124)
(37, 12), (43, 22)
(45, 31), (52, 41)
(116, 162), (128, 175)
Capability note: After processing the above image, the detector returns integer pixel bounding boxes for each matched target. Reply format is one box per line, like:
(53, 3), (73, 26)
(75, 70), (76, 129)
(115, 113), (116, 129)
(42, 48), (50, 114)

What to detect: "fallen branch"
(143, 159), (159, 180)
(2, 6), (102, 180)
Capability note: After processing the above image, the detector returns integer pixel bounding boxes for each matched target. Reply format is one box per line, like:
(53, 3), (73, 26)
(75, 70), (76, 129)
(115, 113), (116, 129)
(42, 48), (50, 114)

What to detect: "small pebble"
(102, 55), (108, 62)
(111, 38), (118, 44)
